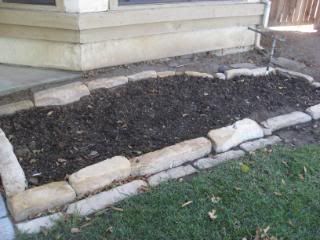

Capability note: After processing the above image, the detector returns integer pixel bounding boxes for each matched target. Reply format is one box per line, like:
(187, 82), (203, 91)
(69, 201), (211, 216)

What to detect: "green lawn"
(18, 146), (320, 240)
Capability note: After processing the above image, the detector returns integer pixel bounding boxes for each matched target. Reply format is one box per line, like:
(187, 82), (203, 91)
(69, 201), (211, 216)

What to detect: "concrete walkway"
(0, 64), (81, 97)
(0, 193), (15, 240)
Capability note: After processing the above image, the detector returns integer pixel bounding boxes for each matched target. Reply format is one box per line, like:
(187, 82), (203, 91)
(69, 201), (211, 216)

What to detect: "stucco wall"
(0, 1), (265, 70)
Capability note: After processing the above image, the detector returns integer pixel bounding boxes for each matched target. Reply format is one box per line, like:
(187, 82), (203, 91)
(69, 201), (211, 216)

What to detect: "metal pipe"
(262, 0), (272, 28)
(255, 0), (272, 49)
(267, 38), (277, 71)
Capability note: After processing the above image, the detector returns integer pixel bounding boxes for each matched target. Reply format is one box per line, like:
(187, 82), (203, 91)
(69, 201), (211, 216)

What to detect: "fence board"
(270, 0), (320, 26)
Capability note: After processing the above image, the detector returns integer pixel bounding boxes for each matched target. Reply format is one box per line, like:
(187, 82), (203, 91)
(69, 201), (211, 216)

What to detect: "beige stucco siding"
(0, 1), (265, 70)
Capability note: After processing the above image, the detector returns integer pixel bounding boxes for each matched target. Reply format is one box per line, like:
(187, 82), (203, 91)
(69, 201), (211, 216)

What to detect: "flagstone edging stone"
(240, 136), (282, 153)
(0, 100), (34, 117)
(8, 181), (76, 222)
(0, 67), (317, 111)
(261, 111), (312, 133)
(0, 129), (27, 198)
(306, 104), (320, 120)
(147, 165), (198, 187)
(67, 180), (147, 217)
(68, 156), (131, 198)
(130, 137), (212, 177)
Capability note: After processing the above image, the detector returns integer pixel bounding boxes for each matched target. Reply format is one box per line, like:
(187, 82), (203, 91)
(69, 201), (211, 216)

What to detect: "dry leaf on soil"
(181, 201), (193, 208)
(208, 209), (217, 221)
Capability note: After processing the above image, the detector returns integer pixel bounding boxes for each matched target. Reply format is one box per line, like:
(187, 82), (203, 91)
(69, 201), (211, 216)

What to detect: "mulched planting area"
(0, 74), (319, 185)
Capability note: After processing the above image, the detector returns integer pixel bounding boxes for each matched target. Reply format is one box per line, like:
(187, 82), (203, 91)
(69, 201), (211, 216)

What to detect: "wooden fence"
(269, 0), (320, 26)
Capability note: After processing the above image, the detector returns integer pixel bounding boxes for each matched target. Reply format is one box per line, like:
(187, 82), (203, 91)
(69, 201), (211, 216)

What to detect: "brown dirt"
(0, 73), (319, 185)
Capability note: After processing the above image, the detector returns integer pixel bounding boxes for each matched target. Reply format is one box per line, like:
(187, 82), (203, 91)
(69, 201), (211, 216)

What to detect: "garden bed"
(0, 73), (319, 185)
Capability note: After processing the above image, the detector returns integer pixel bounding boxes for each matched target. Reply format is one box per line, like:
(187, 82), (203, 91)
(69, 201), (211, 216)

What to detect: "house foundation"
(0, 0), (266, 70)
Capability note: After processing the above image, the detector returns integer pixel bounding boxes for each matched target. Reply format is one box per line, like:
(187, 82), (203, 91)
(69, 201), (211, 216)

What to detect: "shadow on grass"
(18, 145), (320, 240)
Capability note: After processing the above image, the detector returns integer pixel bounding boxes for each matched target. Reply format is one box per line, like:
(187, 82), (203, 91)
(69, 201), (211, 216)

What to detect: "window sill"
(0, 0), (63, 11)
(110, 0), (261, 11)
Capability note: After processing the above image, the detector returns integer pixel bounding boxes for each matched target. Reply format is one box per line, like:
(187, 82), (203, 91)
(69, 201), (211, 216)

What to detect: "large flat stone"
(261, 112), (312, 133)
(0, 64), (80, 97)
(194, 150), (245, 169)
(184, 71), (214, 79)
(214, 73), (226, 80)
(128, 71), (157, 82)
(225, 67), (275, 80)
(131, 137), (212, 176)
(157, 71), (176, 78)
(272, 57), (306, 72)
(276, 68), (314, 83)
(0, 193), (7, 218)
(87, 76), (128, 91)
(0, 100), (34, 117)
(16, 213), (63, 234)
(251, 67), (275, 77)
(240, 136), (282, 152)
(33, 82), (90, 107)
(306, 104), (320, 120)
(311, 82), (320, 88)
(67, 180), (147, 216)
(208, 118), (264, 153)
(225, 68), (252, 80)
(148, 165), (198, 186)
(0, 129), (27, 197)
(0, 217), (15, 240)
(8, 181), (76, 222)
(69, 156), (131, 197)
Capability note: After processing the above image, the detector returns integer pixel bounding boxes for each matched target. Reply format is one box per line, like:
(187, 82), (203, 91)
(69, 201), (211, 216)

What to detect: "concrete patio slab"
(0, 193), (7, 218)
(0, 64), (81, 97)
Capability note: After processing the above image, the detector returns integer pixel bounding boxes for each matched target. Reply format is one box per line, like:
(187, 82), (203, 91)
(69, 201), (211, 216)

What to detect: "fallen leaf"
(299, 174), (305, 181)
(211, 195), (221, 204)
(263, 226), (270, 234)
(30, 159), (37, 164)
(208, 209), (217, 221)
(57, 158), (67, 163)
(111, 207), (124, 212)
(181, 201), (193, 208)
(70, 228), (81, 234)
(241, 164), (250, 173)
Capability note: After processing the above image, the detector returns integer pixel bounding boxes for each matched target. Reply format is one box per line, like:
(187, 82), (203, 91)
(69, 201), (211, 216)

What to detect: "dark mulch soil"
(0, 74), (319, 185)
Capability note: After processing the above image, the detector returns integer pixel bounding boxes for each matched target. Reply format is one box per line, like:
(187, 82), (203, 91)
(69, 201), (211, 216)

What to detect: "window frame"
(0, 0), (63, 11)
(0, 0), (257, 12)
(110, 0), (252, 10)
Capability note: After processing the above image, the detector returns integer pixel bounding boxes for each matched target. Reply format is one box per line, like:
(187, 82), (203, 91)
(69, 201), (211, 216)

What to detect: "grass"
(18, 146), (320, 240)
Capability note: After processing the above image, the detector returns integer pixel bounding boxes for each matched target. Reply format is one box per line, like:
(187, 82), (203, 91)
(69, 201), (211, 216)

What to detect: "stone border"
(0, 67), (320, 236)
(0, 67), (318, 115)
